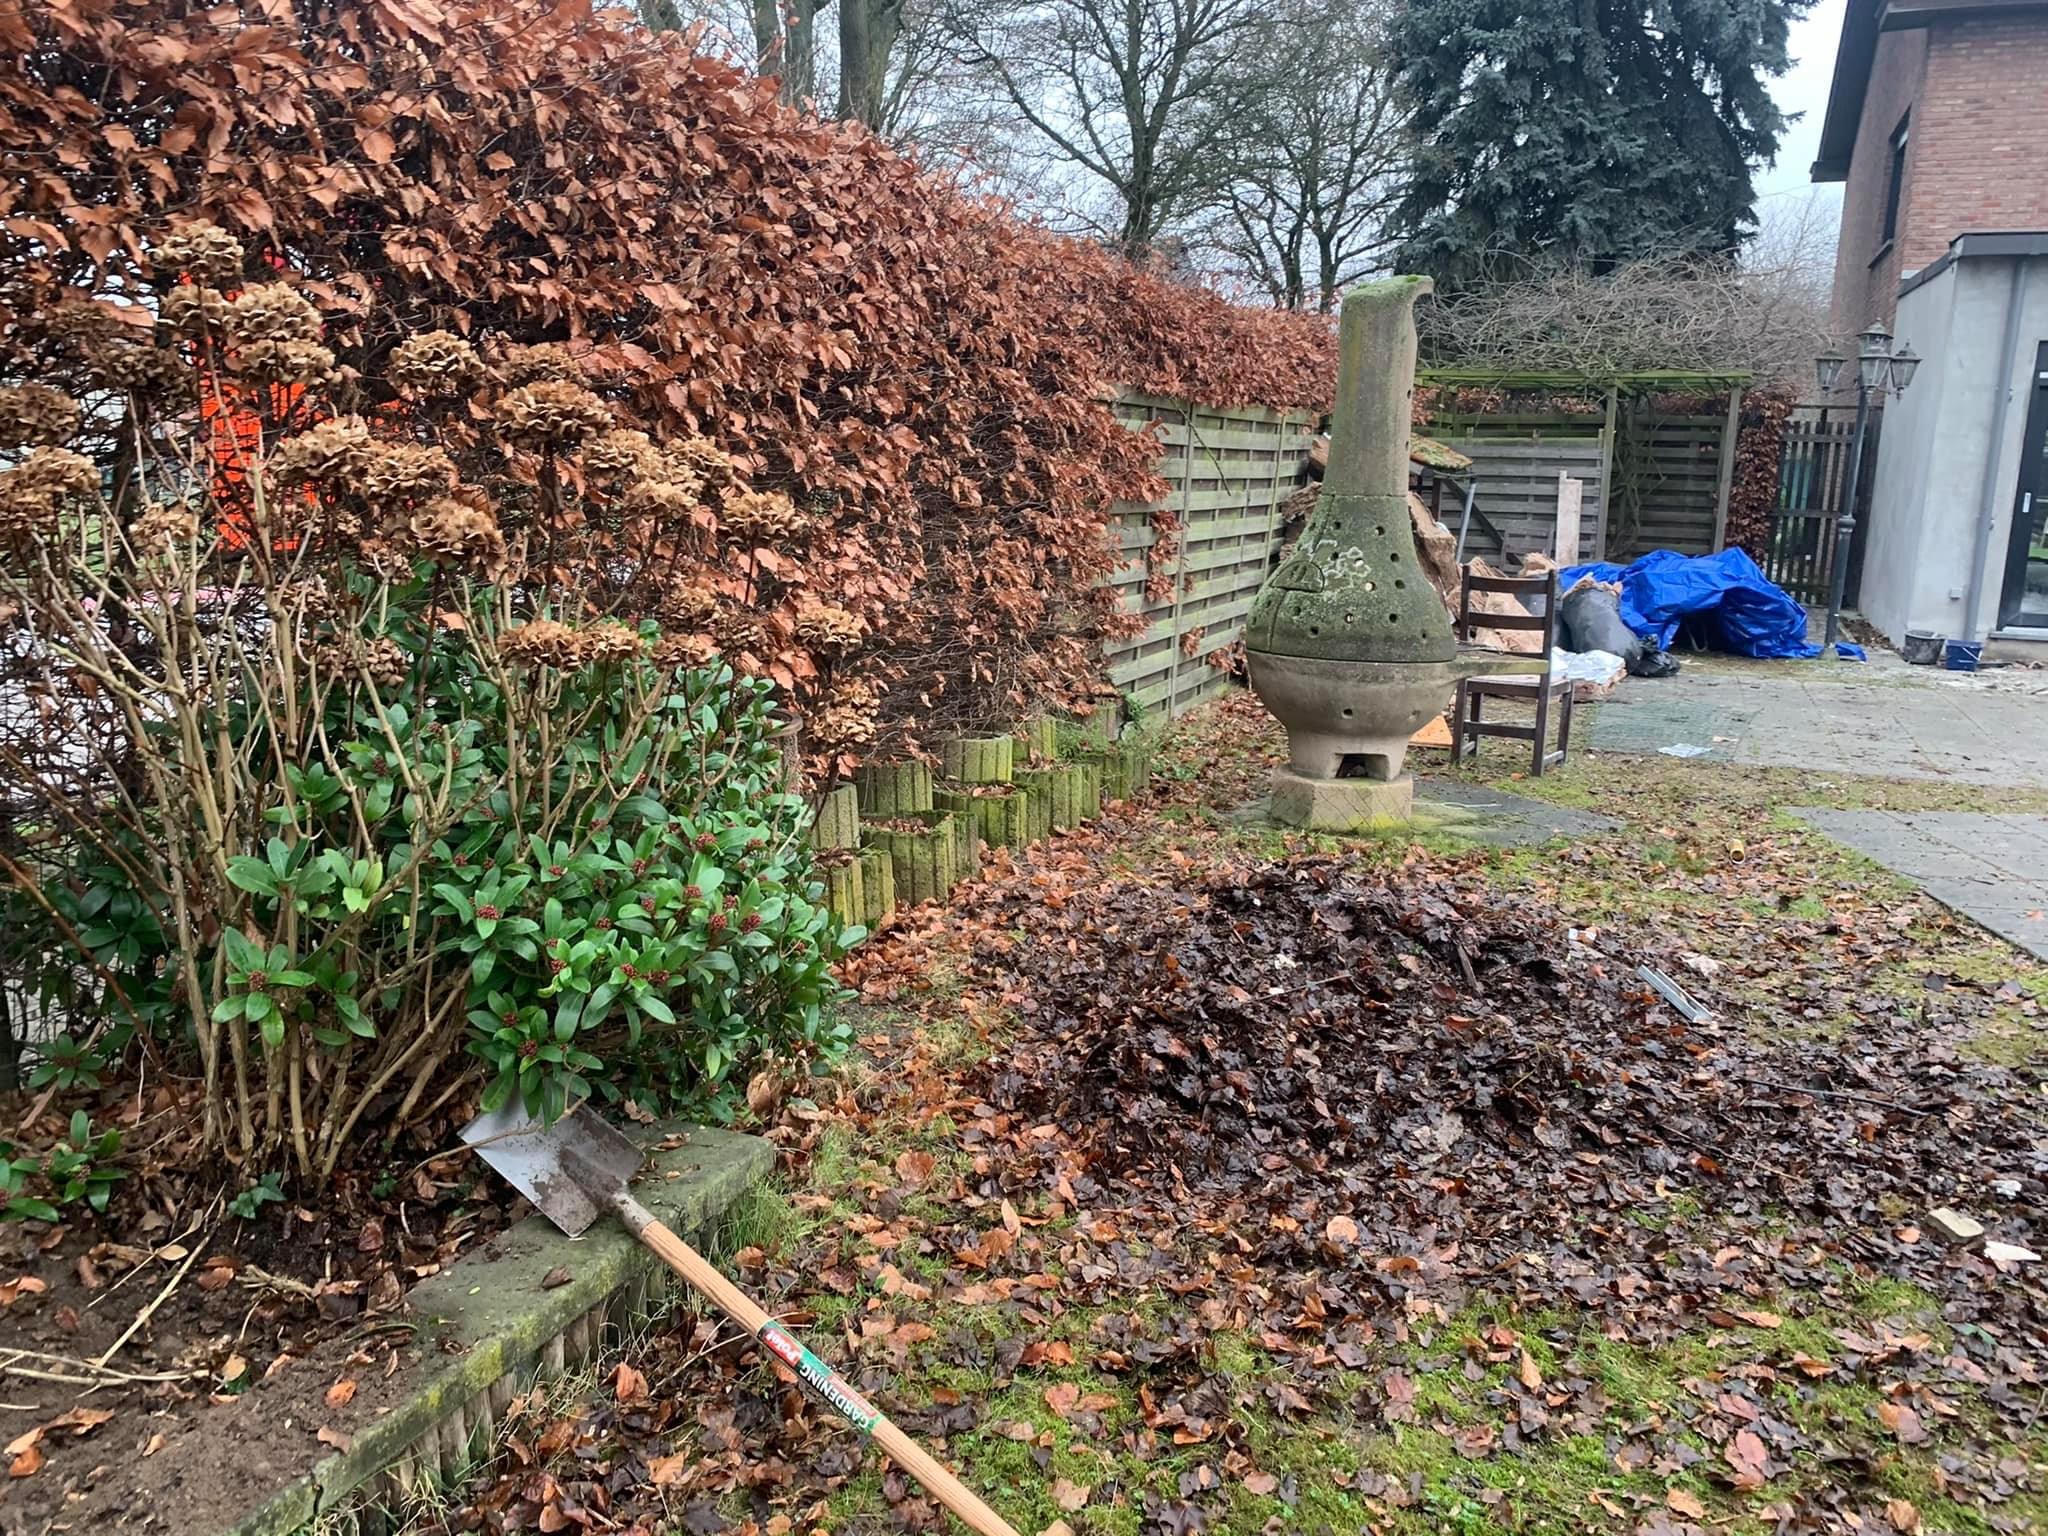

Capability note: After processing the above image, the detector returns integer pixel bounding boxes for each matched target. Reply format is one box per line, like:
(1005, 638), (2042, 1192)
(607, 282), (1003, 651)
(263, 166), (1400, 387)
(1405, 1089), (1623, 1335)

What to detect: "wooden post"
(1595, 385), (1618, 561)
(1554, 472), (1584, 564)
(1710, 384), (1744, 552)
(1163, 402), (1196, 717)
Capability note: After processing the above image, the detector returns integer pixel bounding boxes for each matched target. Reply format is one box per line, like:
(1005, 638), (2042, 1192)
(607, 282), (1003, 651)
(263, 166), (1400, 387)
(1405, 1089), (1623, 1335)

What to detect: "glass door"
(2000, 342), (2048, 630)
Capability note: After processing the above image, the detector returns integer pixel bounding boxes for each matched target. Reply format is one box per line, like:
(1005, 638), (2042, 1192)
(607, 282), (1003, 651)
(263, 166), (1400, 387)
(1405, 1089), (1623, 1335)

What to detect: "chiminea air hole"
(1336, 752), (1383, 779)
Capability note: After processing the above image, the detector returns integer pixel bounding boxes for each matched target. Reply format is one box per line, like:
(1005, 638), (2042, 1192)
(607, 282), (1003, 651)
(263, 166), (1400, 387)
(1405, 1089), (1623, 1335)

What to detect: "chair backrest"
(1456, 566), (1561, 653)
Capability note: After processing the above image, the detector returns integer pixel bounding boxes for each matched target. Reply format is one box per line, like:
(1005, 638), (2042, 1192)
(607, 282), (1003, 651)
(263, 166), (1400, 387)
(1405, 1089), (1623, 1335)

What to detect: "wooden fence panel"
(1609, 411), (1727, 558)
(1102, 391), (1316, 719)
(1439, 436), (1608, 563)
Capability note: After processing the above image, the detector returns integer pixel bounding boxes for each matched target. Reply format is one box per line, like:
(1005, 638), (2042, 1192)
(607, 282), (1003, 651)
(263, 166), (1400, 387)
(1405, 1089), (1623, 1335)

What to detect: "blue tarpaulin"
(1556, 549), (1822, 661)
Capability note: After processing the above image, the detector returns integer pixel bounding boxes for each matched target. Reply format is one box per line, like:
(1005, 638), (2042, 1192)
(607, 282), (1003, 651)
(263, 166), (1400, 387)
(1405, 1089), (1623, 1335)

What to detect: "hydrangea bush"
(0, 229), (861, 1185)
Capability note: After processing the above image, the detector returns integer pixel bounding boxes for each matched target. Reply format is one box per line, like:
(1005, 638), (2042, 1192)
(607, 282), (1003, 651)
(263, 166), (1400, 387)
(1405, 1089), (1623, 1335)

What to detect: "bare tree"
(1416, 240), (1834, 389)
(937, 0), (1277, 250)
(1202, 1), (1409, 310)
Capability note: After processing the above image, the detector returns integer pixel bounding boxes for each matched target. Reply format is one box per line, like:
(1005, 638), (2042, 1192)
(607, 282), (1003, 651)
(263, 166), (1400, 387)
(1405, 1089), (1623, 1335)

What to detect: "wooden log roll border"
(855, 760), (934, 817)
(856, 846), (896, 927)
(935, 784), (1031, 851)
(1011, 768), (1056, 842)
(1012, 715), (1059, 766)
(1076, 740), (1153, 803)
(940, 735), (1015, 784)
(821, 858), (864, 926)
(865, 810), (960, 906)
(808, 783), (861, 850)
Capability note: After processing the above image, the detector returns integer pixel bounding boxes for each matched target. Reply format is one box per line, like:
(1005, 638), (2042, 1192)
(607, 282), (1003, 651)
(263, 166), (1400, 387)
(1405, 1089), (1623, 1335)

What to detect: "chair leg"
(1557, 684), (1574, 763)
(1532, 683), (1549, 777)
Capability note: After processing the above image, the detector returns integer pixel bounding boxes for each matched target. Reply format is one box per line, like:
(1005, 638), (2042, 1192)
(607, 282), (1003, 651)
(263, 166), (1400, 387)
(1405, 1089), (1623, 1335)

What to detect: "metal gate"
(1765, 405), (1882, 606)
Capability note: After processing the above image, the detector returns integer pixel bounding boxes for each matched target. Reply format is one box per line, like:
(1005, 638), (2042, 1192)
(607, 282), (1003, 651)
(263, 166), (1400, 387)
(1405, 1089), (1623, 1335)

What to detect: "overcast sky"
(1757, 0), (1848, 204)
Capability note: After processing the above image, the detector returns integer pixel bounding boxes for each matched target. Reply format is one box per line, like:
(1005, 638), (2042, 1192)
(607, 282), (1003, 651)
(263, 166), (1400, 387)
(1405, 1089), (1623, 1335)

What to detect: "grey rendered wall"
(1863, 255), (2048, 643)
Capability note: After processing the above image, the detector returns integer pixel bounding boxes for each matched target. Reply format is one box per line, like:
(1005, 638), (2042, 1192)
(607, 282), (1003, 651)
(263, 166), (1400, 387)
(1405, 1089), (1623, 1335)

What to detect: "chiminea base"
(1269, 769), (1414, 832)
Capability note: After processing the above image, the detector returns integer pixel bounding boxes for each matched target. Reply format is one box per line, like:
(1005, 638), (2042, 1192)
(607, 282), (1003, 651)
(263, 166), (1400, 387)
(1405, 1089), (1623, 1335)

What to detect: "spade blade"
(460, 1100), (643, 1238)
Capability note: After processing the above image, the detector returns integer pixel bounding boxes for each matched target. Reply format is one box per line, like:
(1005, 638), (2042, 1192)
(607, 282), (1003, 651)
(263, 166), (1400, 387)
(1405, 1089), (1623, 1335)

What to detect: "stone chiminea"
(1246, 276), (1512, 830)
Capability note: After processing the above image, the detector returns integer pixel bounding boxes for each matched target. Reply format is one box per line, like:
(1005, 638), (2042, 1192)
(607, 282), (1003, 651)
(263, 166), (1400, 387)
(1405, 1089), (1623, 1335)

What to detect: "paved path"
(1794, 809), (2048, 962)
(1586, 654), (2048, 788)
(1415, 779), (1617, 846)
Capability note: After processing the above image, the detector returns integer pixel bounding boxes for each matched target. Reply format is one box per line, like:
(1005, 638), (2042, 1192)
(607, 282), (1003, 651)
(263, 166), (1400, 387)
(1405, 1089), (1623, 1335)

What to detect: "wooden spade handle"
(616, 1192), (1024, 1536)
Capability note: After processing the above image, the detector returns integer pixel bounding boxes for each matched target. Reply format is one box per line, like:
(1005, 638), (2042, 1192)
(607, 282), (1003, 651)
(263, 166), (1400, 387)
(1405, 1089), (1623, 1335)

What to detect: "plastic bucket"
(1944, 639), (1983, 672)
(1902, 629), (1943, 666)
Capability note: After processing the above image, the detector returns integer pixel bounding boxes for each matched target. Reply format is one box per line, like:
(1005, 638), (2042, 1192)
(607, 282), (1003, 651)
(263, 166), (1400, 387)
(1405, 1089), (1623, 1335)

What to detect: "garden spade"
(461, 1102), (1023, 1536)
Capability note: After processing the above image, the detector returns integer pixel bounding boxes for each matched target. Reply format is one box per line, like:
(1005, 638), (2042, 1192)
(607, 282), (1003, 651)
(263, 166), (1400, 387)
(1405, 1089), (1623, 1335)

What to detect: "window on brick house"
(1881, 114), (1910, 247)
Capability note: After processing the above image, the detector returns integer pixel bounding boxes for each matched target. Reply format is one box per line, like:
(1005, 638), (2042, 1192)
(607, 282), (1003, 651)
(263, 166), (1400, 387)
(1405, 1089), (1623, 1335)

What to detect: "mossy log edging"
(808, 783), (861, 850)
(855, 760), (933, 817)
(1019, 763), (1095, 830)
(1011, 768), (1057, 842)
(1070, 707), (1121, 749)
(1076, 740), (1153, 803)
(866, 810), (961, 906)
(1013, 715), (1059, 766)
(821, 858), (864, 926)
(856, 847), (896, 927)
(936, 784), (1031, 851)
(940, 735), (1014, 784)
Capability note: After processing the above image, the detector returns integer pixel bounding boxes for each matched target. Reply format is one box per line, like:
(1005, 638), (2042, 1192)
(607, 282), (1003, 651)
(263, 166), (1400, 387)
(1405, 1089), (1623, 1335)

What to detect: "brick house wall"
(1830, 10), (2048, 335)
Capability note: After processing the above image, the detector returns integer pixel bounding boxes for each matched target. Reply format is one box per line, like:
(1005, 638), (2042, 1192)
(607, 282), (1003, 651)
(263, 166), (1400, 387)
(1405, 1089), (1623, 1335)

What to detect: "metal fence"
(1101, 391), (1318, 719)
(1766, 406), (1882, 606)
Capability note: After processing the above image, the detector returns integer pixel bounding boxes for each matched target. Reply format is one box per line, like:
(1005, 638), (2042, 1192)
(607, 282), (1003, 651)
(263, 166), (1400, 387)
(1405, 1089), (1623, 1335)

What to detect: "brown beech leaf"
(325, 1378), (357, 1409)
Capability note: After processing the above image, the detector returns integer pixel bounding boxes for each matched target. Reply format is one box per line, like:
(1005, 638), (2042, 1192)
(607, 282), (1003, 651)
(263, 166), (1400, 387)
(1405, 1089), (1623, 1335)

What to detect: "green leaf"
(212, 994), (247, 1022)
(226, 857), (280, 897)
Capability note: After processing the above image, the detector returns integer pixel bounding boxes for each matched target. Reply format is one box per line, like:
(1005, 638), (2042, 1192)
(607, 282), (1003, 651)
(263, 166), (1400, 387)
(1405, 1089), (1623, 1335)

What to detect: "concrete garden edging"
(225, 1124), (774, 1536)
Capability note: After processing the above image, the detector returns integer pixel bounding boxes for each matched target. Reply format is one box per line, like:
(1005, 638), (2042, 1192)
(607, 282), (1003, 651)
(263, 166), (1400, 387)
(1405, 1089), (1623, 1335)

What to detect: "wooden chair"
(1453, 567), (1573, 776)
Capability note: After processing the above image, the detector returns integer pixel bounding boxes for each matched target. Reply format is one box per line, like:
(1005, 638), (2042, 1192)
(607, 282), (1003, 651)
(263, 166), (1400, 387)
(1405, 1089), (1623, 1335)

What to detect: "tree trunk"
(837, 0), (902, 127)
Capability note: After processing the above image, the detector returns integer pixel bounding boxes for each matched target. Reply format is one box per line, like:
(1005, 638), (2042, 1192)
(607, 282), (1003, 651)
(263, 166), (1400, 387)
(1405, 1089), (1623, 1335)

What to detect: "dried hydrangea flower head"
(358, 636), (410, 690)
(658, 579), (721, 628)
(670, 435), (739, 491)
(128, 500), (200, 558)
(494, 380), (612, 450)
(151, 224), (245, 288)
(719, 487), (804, 543)
(389, 330), (483, 395)
(0, 385), (81, 450)
(495, 342), (579, 387)
(653, 632), (716, 669)
(621, 477), (698, 521)
(401, 496), (509, 581)
(498, 619), (586, 669)
(273, 418), (376, 490)
(0, 448), (98, 547)
(93, 343), (191, 401)
(227, 283), (323, 344)
(581, 621), (644, 666)
(809, 678), (883, 752)
(582, 429), (659, 481)
(233, 338), (337, 386)
(710, 609), (765, 654)
(358, 442), (457, 508)
(793, 603), (864, 657)
(160, 283), (232, 334)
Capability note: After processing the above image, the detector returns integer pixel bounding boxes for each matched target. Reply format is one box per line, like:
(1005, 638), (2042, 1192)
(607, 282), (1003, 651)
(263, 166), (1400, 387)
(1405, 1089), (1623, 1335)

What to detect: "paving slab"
(1585, 657), (2048, 788)
(1415, 778), (1618, 846)
(1794, 808), (2048, 961)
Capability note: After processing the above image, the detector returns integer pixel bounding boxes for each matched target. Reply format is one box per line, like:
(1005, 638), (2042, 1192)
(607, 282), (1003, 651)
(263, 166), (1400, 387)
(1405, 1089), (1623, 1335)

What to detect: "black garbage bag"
(1559, 581), (1681, 678)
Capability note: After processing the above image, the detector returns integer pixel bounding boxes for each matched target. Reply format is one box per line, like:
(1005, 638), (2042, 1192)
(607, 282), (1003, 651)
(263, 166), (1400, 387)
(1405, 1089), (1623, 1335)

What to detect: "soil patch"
(0, 1146), (514, 1535)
